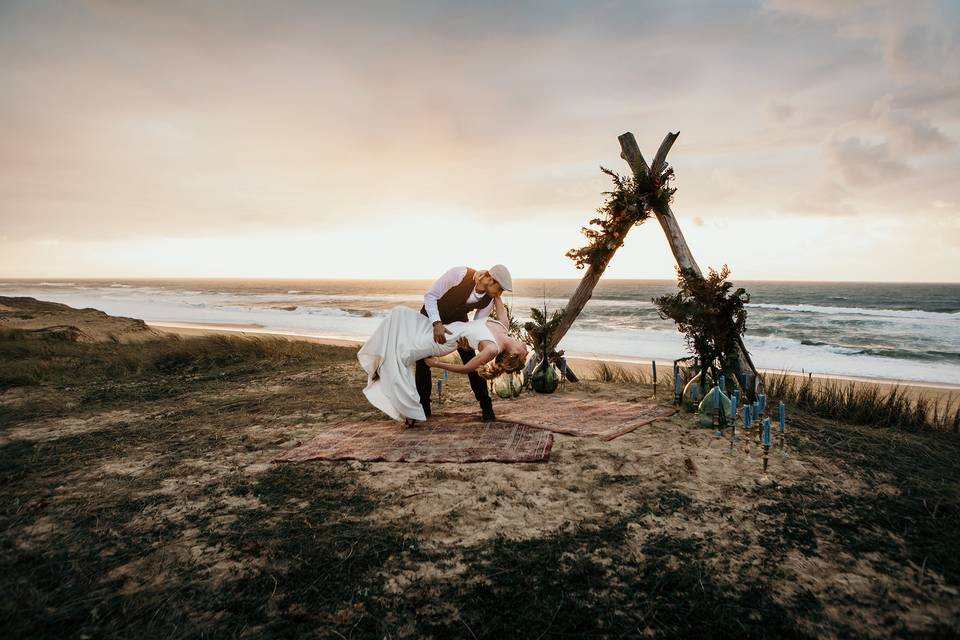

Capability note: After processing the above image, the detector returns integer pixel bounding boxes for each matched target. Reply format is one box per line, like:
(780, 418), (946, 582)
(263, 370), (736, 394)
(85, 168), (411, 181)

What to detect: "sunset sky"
(1, 1), (958, 282)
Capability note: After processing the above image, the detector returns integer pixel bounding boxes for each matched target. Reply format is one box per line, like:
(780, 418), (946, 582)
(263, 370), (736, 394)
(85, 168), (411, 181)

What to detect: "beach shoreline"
(150, 320), (960, 398)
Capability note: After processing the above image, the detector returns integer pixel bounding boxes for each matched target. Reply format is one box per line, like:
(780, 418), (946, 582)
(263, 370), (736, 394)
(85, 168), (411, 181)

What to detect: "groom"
(417, 264), (513, 422)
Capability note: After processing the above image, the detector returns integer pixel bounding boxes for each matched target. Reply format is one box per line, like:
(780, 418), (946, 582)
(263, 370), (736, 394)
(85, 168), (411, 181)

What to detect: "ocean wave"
(512, 296), (657, 310)
(37, 282), (77, 287)
(749, 302), (960, 319)
(558, 328), (960, 384)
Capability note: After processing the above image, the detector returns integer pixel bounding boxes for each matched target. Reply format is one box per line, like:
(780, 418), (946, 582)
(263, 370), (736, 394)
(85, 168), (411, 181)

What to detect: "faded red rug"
(480, 396), (678, 441)
(272, 413), (553, 464)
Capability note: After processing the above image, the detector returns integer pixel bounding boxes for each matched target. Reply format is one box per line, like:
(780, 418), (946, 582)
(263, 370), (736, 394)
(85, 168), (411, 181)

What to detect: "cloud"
(761, 0), (878, 20)
(881, 23), (957, 81)
(764, 0), (960, 83)
(825, 136), (910, 187)
(0, 0), (957, 258)
(784, 179), (858, 217)
(765, 100), (795, 124)
(870, 95), (954, 154)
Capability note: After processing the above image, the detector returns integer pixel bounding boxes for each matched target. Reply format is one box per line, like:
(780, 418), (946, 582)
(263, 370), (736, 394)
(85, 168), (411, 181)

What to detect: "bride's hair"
(476, 351), (526, 380)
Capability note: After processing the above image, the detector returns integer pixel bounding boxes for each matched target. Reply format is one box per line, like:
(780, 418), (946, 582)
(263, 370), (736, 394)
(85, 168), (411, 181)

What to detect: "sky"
(1, 0), (958, 282)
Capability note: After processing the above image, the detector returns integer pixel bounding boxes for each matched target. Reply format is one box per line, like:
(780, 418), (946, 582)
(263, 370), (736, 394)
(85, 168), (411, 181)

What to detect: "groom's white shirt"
(424, 266), (494, 325)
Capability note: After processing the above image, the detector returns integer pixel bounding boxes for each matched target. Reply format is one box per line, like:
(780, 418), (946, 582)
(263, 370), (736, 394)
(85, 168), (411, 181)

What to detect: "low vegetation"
(763, 370), (960, 432)
(2, 333), (959, 637)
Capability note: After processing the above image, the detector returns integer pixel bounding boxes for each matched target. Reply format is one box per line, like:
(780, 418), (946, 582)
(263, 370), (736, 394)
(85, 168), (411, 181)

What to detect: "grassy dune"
(2, 332), (959, 638)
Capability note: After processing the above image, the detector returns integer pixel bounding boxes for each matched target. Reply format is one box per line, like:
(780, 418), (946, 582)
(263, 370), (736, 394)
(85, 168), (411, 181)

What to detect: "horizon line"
(2, 276), (959, 286)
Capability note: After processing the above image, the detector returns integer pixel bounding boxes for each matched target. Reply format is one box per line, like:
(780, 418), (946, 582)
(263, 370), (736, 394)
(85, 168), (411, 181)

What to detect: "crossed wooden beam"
(544, 131), (761, 399)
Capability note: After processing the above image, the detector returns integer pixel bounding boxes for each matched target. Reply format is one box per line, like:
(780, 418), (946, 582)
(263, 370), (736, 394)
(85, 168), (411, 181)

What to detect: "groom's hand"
(432, 321), (451, 344)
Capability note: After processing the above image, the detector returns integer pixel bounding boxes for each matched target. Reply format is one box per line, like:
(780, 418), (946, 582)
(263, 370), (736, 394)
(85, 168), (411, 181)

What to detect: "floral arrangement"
(653, 265), (750, 391)
(565, 166), (676, 270)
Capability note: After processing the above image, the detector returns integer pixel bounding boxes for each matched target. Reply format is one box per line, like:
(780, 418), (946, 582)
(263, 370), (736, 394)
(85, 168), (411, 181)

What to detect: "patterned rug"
(272, 413), (553, 464)
(483, 395), (678, 441)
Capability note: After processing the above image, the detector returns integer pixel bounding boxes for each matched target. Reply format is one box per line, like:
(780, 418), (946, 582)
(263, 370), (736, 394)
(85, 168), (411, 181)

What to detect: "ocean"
(2, 278), (958, 386)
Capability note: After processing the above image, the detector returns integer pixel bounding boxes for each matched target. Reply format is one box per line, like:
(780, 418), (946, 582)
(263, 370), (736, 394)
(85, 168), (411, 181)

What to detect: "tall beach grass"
(587, 358), (959, 432)
(0, 329), (348, 390)
(762, 371), (959, 433)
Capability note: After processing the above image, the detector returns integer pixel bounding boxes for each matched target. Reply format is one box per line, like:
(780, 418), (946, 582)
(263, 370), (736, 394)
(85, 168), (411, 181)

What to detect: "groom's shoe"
(480, 399), (496, 423)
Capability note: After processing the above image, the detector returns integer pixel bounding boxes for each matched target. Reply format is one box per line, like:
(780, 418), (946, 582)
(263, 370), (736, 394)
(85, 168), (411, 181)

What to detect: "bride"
(358, 297), (528, 425)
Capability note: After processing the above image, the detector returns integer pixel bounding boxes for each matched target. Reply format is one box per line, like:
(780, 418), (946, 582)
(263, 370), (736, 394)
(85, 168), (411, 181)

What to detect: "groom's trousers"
(415, 347), (494, 419)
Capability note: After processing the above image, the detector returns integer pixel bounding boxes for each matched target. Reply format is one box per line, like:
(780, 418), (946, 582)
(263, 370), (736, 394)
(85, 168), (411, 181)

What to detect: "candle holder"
(742, 405), (752, 456)
(762, 418), (772, 478)
(712, 386), (722, 435)
(778, 400), (787, 456)
(729, 410), (737, 452)
(673, 364), (682, 406)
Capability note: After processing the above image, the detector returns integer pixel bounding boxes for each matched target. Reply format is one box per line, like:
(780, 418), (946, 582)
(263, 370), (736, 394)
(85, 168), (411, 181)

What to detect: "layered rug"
(272, 413), (553, 464)
(485, 395), (678, 441)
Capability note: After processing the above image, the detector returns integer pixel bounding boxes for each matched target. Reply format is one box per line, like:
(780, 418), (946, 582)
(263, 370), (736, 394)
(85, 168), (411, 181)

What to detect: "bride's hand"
(425, 357), (440, 367)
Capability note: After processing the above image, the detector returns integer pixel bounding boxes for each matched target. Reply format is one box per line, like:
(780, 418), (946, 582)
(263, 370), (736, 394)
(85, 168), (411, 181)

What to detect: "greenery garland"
(565, 166), (676, 270)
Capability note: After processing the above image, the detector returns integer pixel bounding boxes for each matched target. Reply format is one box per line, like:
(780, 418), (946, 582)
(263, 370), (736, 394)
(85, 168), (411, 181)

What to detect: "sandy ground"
(3, 296), (960, 637)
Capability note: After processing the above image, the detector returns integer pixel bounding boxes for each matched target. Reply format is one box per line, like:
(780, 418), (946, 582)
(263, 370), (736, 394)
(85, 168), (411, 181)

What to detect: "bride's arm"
(426, 344), (497, 374)
(492, 294), (509, 325)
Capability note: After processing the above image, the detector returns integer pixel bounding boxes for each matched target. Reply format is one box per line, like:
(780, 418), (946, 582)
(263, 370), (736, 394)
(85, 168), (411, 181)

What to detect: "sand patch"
(0, 408), (146, 445)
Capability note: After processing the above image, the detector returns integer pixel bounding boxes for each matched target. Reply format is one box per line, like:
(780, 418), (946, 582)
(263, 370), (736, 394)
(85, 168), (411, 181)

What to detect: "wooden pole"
(618, 131), (761, 400)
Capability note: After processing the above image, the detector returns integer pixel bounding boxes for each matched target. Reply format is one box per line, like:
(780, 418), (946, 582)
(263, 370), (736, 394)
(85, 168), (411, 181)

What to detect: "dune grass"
(591, 360), (650, 385)
(0, 329), (345, 387)
(587, 357), (959, 432)
(0, 330), (356, 427)
(762, 371), (959, 433)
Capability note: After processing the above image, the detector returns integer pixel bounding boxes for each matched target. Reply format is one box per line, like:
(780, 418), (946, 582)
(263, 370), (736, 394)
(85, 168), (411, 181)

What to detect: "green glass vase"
(696, 385), (732, 428)
(531, 358), (559, 394)
(494, 372), (523, 399)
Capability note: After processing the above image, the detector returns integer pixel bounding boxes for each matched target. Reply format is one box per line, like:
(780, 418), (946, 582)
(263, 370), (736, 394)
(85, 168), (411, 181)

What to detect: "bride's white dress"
(357, 306), (499, 422)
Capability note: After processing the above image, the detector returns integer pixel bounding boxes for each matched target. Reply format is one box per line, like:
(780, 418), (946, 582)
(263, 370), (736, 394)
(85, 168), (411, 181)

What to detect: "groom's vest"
(420, 268), (492, 324)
